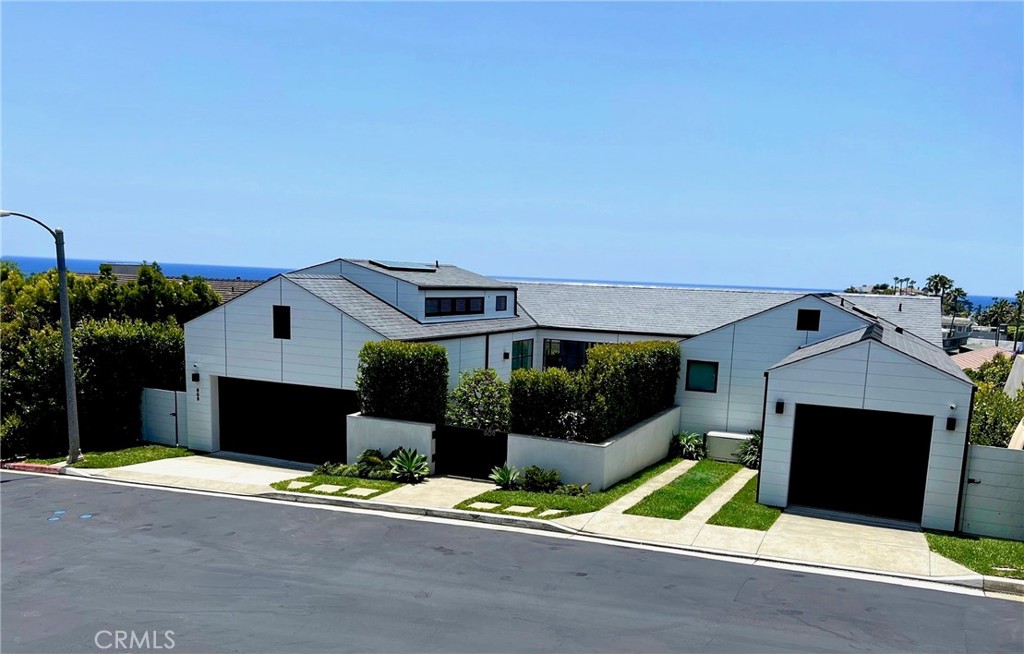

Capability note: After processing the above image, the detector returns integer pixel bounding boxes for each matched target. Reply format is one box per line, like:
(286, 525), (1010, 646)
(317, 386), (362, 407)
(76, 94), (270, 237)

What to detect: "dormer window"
(425, 296), (485, 317)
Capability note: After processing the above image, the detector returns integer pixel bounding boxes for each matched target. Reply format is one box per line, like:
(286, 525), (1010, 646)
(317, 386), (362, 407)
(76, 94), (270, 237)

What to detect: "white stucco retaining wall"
(507, 406), (681, 490)
(345, 413), (436, 472)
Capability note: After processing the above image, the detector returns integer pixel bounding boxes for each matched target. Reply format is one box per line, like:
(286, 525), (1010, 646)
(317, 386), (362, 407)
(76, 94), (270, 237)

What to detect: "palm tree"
(1014, 290), (1024, 348)
(925, 274), (954, 312)
(982, 298), (1014, 327)
(909, 279), (917, 294)
(893, 276), (901, 295)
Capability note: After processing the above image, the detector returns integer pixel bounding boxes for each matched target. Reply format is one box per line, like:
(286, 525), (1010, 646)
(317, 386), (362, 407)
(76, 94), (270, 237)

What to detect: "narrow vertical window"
(496, 295), (508, 312)
(273, 305), (291, 339)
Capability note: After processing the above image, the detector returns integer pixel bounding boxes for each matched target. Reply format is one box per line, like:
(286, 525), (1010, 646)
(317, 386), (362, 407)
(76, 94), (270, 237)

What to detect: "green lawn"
(24, 456), (66, 465)
(625, 459), (741, 520)
(72, 444), (194, 469)
(926, 532), (1024, 580)
(270, 474), (401, 499)
(706, 474), (781, 530)
(454, 457), (684, 519)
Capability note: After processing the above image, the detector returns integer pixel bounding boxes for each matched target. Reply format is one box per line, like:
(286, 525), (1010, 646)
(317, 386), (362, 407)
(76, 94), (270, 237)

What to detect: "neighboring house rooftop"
(285, 274), (535, 340)
(950, 347), (1012, 371)
(770, 322), (972, 384)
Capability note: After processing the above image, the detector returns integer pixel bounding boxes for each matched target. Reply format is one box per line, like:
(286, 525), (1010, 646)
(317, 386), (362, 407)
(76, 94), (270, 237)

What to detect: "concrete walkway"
(67, 454), (988, 586)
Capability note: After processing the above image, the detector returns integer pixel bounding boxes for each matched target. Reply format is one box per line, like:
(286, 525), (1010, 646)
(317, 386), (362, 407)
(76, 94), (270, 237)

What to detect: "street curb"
(1, 462), (62, 474)
(983, 575), (1024, 595)
(259, 490), (578, 535)
(14, 468), (1023, 597)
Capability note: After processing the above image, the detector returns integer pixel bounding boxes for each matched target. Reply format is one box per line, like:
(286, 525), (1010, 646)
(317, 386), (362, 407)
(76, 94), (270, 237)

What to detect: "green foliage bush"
(966, 355), (1014, 387)
(356, 341), (448, 424)
(970, 385), (1024, 447)
(737, 430), (762, 469)
(312, 461), (359, 477)
(553, 483), (592, 497)
(509, 341), (680, 442)
(509, 368), (581, 438)
(522, 465), (561, 493)
(580, 341), (680, 441)
(1, 319), (184, 458)
(670, 431), (706, 460)
(446, 368), (511, 436)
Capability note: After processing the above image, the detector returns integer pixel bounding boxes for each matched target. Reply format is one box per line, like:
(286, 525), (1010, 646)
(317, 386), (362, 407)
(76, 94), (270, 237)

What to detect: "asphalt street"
(2, 472), (1020, 653)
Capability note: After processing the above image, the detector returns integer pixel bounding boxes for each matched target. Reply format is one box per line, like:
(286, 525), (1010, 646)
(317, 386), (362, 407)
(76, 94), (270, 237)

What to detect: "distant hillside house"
(180, 258), (972, 531)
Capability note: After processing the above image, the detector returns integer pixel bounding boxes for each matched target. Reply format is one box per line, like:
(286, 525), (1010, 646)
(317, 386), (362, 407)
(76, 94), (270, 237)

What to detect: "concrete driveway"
(76, 454), (305, 495)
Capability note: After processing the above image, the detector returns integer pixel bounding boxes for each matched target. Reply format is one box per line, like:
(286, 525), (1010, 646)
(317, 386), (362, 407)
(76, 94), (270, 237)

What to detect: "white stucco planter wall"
(507, 406), (681, 490)
(346, 413), (436, 473)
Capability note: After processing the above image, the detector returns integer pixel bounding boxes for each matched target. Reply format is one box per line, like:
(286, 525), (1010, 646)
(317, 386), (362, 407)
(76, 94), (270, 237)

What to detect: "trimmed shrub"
(509, 368), (581, 438)
(446, 369), (511, 436)
(356, 341), (448, 424)
(578, 340), (680, 441)
(1, 318), (184, 459)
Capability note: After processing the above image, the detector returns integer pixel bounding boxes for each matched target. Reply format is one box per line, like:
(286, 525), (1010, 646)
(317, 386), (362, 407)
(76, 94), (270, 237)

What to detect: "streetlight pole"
(1, 210), (82, 464)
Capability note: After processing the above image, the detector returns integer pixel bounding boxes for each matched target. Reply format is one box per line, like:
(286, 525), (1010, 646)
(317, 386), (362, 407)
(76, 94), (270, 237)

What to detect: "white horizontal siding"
(760, 338), (973, 529)
(431, 335), (487, 388)
(343, 315), (385, 390)
(961, 445), (1024, 540)
(282, 279), (342, 389)
(340, 260), (416, 313)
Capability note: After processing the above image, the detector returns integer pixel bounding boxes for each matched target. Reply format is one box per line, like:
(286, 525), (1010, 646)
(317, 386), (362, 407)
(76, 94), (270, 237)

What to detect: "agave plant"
(488, 464), (521, 490)
(389, 448), (430, 483)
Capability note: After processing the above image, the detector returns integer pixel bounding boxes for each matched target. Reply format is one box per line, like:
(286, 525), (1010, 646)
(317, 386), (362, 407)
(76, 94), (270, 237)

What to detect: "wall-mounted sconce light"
(775, 401), (785, 415)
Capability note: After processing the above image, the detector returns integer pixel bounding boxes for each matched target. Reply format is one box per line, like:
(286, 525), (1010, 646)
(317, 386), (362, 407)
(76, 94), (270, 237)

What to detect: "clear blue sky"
(2, 2), (1021, 295)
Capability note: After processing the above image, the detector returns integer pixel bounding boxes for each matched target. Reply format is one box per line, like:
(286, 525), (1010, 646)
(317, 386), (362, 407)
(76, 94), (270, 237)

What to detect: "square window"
(439, 299), (452, 314)
(469, 297), (484, 313)
(496, 295), (508, 312)
(425, 298), (440, 316)
(796, 309), (821, 331)
(272, 305), (291, 340)
(685, 360), (718, 393)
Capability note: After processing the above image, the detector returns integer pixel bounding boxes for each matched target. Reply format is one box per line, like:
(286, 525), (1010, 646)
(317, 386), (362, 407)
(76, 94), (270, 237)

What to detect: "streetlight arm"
(0, 209), (58, 240)
(0, 208), (81, 463)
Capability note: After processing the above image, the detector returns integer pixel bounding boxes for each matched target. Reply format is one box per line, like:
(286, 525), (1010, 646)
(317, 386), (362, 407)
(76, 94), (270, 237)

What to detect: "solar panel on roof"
(368, 260), (436, 272)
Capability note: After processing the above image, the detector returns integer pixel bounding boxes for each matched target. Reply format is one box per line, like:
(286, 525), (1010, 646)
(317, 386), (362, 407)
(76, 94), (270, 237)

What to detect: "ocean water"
(2, 255), (1011, 308)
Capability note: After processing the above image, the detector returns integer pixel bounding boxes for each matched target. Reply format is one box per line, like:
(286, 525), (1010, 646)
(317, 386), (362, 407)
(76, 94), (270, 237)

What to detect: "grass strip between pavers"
(270, 474), (402, 499)
(925, 532), (1024, 580)
(624, 459), (741, 520)
(706, 474), (780, 530)
(454, 457), (684, 519)
(71, 444), (194, 469)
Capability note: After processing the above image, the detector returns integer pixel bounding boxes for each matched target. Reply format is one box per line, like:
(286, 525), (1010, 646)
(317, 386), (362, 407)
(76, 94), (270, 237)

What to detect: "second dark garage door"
(218, 377), (359, 463)
(788, 404), (933, 523)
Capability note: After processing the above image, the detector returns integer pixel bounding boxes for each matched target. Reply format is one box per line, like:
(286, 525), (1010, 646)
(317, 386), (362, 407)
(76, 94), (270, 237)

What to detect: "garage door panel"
(219, 377), (358, 463)
(788, 404), (931, 523)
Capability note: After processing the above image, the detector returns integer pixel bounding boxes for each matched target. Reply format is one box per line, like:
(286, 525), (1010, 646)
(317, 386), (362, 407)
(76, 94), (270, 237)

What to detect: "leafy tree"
(1014, 291), (1024, 348)
(970, 384), (1024, 448)
(965, 354), (1014, 387)
(924, 274), (954, 311)
(445, 368), (511, 436)
(979, 299), (1015, 327)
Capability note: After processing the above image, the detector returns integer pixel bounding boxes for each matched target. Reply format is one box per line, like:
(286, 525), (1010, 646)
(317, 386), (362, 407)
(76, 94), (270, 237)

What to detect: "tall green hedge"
(509, 368), (581, 438)
(509, 340), (680, 442)
(581, 341), (681, 440)
(356, 341), (449, 424)
(1, 319), (184, 458)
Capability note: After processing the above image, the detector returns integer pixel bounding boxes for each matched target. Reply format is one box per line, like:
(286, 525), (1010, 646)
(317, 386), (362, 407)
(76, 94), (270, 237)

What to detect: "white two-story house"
(181, 258), (973, 531)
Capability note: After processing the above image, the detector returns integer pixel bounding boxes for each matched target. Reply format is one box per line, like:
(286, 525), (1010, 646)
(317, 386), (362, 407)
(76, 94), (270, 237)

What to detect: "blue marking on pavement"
(53, 510), (66, 515)
(79, 514), (93, 519)
(47, 517), (61, 522)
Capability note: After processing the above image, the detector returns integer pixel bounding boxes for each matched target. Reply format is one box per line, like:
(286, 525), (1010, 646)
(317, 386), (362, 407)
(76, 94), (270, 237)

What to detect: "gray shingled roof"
(286, 274), (535, 340)
(342, 259), (517, 290)
(514, 283), (800, 336)
(831, 293), (942, 347)
(512, 283), (942, 345)
(770, 323), (972, 384)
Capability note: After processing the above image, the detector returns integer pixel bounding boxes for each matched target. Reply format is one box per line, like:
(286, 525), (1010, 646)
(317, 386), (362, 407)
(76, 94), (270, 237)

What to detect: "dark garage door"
(788, 404), (932, 523)
(219, 377), (359, 463)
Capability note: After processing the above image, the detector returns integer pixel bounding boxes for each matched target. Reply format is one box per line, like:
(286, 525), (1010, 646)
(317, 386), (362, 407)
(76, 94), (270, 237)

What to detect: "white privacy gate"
(959, 444), (1023, 541)
(141, 388), (189, 448)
